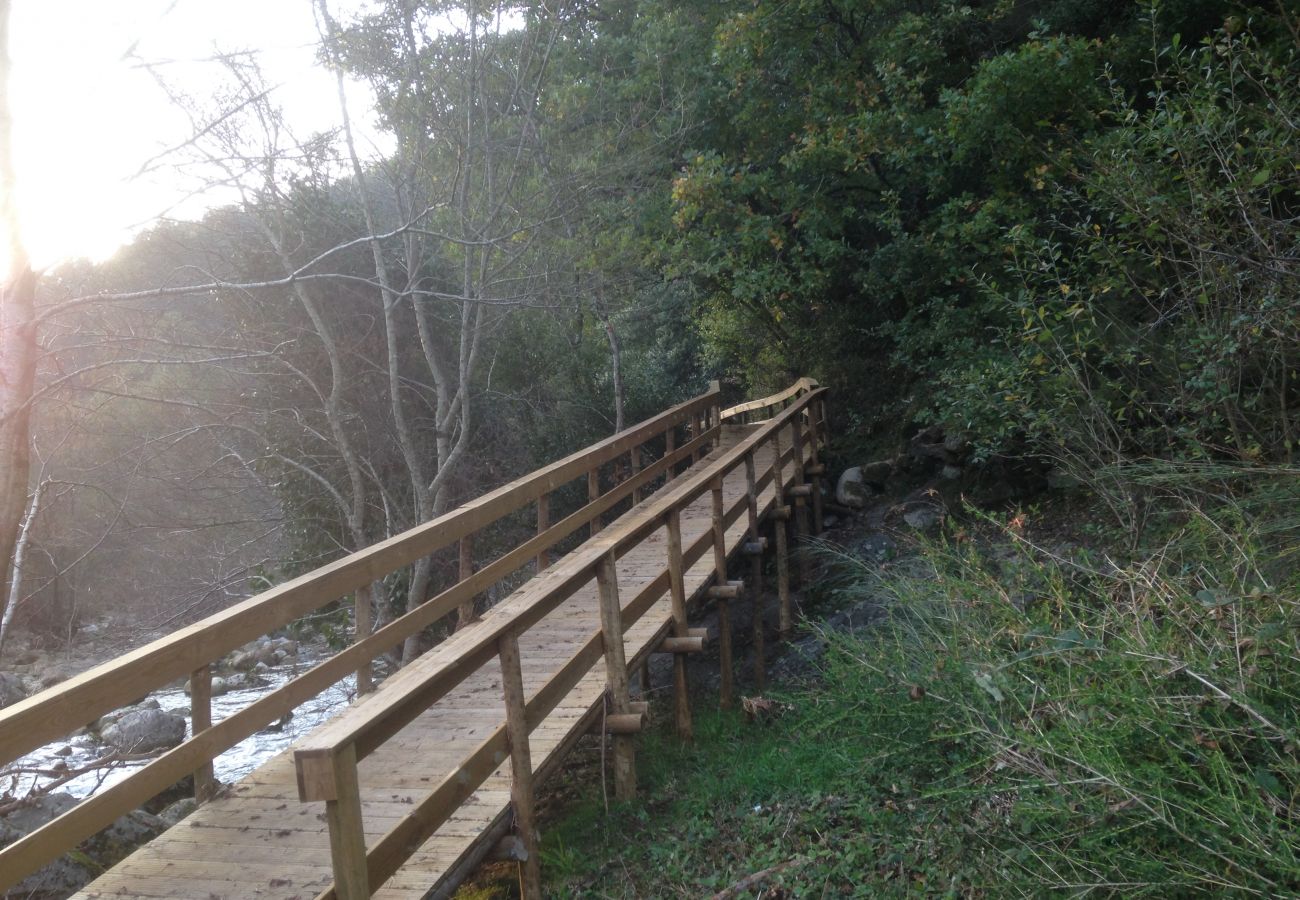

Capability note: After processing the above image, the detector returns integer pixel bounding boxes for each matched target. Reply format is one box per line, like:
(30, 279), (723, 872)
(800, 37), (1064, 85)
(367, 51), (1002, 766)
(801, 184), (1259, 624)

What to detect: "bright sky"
(8, 0), (382, 270)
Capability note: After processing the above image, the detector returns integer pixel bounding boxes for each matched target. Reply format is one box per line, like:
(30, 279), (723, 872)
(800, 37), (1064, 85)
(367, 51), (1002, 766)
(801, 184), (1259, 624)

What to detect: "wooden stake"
(789, 415), (811, 586)
(666, 509), (692, 741)
(630, 446), (642, 504)
(536, 493), (550, 571)
(711, 478), (733, 709)
(456, 534), (475, 630)
(189, 665), (215, 803)
(323, 744), (369, 900)
(665, 426), (676, 482)
(805, 405), (825, 536)
(771, 432), (793, 640)
(354, 583), (373, 695)
(498, 632), (542, 899)
(595, 552), (635, 800)
(588, 468), (602, 536)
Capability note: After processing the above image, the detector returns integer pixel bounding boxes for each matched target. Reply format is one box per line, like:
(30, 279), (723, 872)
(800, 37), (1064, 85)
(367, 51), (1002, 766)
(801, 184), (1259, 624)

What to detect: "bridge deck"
(76, 423), (804, 899)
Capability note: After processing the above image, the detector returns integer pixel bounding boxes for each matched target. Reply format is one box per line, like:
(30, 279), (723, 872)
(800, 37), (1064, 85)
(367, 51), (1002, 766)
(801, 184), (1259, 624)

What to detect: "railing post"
(498, 631), (542, 899)
(666, 508), (692, 740)
(594, 551), (636, 800)
(456, 534), (475, 630)
(805, 401), (825, 536)
(771, 431), (793, 640)
(588, 468), (602, 536)
(536, 493), (550, 571)
(324, 745), (369, 900)
(664, 425), (677, 481)
(789, 413), (812, 586)
(743, 454), (766, 691)
(710, 477), (734, 710)
(630, 445), (642, 504)
(355, 583), (373, 694)
(189, 664), (216, 802)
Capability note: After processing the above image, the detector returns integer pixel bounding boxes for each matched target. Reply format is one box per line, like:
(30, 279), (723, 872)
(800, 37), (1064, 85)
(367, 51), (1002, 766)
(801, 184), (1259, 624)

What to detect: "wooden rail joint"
(295, 747), (343, 803)
(742, 538), (768, 555)
(706, 579), (745, 601)
(658, 636), (705, 654)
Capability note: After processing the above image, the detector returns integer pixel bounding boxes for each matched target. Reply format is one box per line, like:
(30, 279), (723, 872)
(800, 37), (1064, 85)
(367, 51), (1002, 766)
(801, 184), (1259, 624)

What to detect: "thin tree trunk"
(0, 478), (40, 658)
(0, 1), (37, 609)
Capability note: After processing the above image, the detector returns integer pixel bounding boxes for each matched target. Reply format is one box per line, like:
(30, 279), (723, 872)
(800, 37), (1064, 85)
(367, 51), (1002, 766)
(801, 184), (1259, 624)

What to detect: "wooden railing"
(0, 384), (726, 892)
(291, 384), (829, 899)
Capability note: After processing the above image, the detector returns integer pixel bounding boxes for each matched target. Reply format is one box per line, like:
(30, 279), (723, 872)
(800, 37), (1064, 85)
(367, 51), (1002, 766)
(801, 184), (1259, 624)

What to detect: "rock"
(95, 699), (160, 734)
(850, 533), (897, 566)
(0, 793), (166, 897)
(158, 798), (197, 827)
(101, 708), (186, 753)
(943, 431), (970, 456)
(224, 671), (270, 691)
(859, 459), (893, 487)
(940, 464), (963, 481)
(835, 467), (869, 508)
(902, 503), (943, 531)
(54, 745), (73, 757)
(0, 672), (26, 709)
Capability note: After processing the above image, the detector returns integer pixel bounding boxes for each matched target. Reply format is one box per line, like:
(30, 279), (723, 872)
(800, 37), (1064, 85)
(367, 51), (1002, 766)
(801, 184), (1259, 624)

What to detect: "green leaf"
(1250, 169), (1270, 187)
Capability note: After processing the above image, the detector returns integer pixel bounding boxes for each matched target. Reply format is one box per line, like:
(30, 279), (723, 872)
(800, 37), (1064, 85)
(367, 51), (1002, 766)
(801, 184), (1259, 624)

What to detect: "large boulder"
(0, 672), (26, 709)
(101, 707), (186, 754)
(0, 793), (166, 897)
(835, 467), (869, 508)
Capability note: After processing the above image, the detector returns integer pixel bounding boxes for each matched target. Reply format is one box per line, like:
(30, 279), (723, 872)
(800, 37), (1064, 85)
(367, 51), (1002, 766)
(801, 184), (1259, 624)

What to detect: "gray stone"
(902, 503), (943, 531)
(101, 707), (186, 753)
(0, 671), (26, 709)
(940, 464), (963, 480)
(859, 459), (894, 486)
(95, 698), (160, 734)
(850, 533), (897, 566)
(158, 797), (197, 827)
(835, 467), (870, 508)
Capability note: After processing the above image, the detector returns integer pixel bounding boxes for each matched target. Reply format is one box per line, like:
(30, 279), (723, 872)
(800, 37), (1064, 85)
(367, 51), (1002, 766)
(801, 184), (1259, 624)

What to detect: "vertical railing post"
(594, 551), (636, 800)
(789, 412), (812, 586)
(355, 584), (373, 694)
(588, 467), (602, 536)
(710, 477), (734, 709)
(536, 493), (550, 572)
(771, 430), (793, 640)
(666, 508), (692, 740)
(323, 745), (369, 900)
(630, 445), (643, 504)
(691, 411), (703, 463)
(743, 454), (766, 691)
(498, 631), (542, 898)
(190, 664), (215, 802)
(664, 425), (677, 481)
(805, 399), (825, 536)
(456, 533), (475, 630)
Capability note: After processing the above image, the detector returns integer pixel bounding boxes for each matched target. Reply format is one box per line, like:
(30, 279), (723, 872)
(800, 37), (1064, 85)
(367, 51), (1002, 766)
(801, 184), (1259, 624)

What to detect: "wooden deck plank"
(74, 422), (811, 900)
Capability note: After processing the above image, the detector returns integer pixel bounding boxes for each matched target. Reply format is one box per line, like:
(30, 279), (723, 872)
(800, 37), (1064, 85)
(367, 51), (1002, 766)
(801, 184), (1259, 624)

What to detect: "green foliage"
(544, 484), (1300, 895)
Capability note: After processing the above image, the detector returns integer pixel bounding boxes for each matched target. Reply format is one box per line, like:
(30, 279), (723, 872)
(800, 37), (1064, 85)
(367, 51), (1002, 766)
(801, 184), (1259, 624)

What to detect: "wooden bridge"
(0, 379), (829, 899)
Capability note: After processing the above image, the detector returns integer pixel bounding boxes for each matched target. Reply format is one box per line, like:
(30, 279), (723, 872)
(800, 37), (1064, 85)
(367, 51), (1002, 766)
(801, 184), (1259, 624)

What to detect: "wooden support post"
(354, 583), (373, 695)
(189, 665), (216, 803)
(588, 468), (602, 536)
(323, 745), (369, 900)
(789, 414), (812, 586)
(630, 445), (642, 504)
(456, 534), (475, 630)
(498, 632), (542, 899)
(536, 493), (550, 572)
(805, 405), (825, 536)
(666, 509), (692, 740)
(771, 432), (793, 640)
(664, 426), (676, 481)
(639, 659), (651, 698)
(691, 412), (703, 463)
(711, 478), (734, 710)
(594, 551), (636, 800)
(743, 455), (767, 691)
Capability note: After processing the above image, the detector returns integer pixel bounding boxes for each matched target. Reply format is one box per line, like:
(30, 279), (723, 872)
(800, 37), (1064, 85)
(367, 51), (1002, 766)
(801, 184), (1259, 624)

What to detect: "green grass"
(540, 481), (1300, 898)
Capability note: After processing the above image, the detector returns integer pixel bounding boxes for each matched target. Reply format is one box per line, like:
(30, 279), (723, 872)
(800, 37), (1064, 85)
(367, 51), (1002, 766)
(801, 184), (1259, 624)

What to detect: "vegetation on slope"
(539, 483), (1300, 896)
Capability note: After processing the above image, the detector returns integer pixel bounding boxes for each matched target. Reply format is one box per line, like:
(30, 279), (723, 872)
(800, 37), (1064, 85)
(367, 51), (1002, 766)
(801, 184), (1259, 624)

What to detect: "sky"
(8, 0), (382, 270)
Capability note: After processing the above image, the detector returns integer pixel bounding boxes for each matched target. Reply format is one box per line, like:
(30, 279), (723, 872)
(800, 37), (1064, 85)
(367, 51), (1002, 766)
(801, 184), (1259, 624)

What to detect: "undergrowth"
(540, 477), (1300, 897)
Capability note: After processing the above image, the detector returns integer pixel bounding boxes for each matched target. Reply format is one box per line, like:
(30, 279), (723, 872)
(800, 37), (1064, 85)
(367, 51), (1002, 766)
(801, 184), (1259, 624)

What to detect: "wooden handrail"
(292, 386), (826, 898)
(720, 376), (819, 422)
(0, 384), (724, 893)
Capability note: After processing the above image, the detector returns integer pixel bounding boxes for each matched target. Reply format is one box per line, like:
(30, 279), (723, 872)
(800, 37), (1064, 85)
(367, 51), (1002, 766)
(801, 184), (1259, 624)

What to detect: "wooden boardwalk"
(73, 425), (810, 899)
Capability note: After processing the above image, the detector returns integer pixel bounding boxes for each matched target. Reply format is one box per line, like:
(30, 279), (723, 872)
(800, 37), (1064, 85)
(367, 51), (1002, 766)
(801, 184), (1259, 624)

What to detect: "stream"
(7, 650), (356, 802)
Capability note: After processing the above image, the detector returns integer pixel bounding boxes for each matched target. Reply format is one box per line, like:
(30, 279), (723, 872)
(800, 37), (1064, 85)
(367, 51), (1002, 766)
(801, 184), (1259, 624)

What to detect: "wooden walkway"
(76, 429), (803, 899)
(0, 380), (827, 900)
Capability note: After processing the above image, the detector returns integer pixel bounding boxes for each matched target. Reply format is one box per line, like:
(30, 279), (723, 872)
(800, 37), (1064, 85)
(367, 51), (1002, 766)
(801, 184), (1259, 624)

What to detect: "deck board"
(75, 423), (809, 900)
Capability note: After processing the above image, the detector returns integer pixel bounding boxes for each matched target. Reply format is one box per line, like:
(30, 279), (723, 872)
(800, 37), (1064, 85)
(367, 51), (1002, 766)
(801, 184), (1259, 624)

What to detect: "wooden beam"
(322, 744), (369, 900)
(711, 479), (734, 710)
(456, 534), (476, 630)
(658, 636), (705, 654)
(666, 509), (692, 741)
(588, 468), (602, 535)
(189, 665), (215, 803)
(535, 493), (550, 571)
(498, 632), (541, 899)
(771, 431), (793, 640)
(595, 552), (636, 801)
